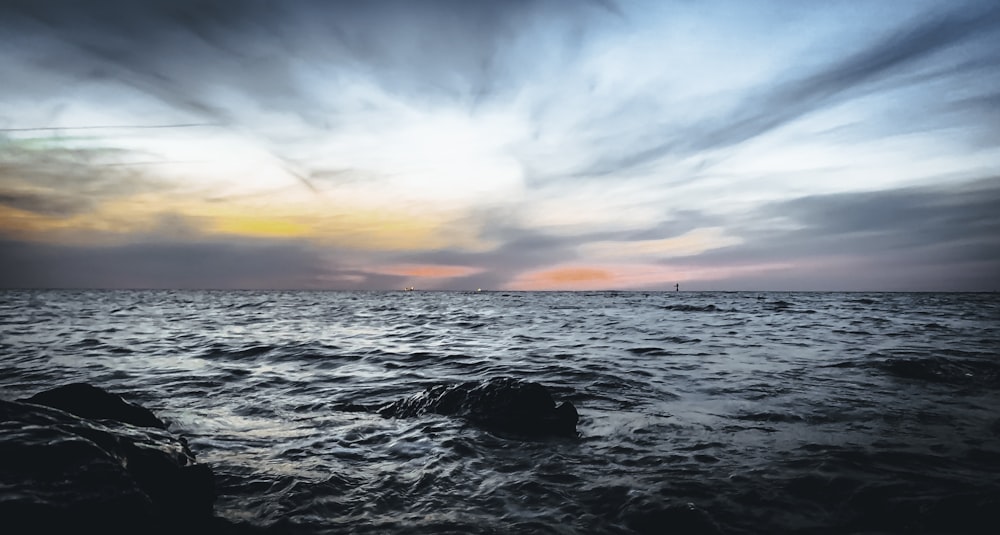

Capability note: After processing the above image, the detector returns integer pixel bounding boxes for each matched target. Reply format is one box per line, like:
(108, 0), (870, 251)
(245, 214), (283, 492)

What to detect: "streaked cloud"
(581, 227), (743, 261)
(1, 0), (998, 290)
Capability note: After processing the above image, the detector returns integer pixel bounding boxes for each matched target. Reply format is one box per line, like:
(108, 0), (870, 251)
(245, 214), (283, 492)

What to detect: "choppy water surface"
(2, 290), (999, 534)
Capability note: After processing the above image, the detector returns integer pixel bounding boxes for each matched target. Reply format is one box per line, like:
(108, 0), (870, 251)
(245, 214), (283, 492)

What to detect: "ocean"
(2, 290), (999, 534)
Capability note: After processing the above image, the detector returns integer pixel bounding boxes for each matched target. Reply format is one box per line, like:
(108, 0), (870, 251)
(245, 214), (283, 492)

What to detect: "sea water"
(1, 290), (998, 534)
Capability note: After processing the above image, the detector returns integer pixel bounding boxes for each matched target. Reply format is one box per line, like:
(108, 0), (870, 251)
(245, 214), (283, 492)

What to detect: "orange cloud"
(507, 261), (801, 290)
(543, 267), (613, 283)
(510, 266), (615, 290)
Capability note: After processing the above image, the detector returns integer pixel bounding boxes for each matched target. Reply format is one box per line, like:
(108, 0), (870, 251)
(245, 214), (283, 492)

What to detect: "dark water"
(2, 290), (999, 534)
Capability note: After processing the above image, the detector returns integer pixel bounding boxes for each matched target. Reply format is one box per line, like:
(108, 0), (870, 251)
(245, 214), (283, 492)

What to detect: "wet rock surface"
(0, 384), (229, 534)
(377, 376), (579, 438)
(20, 382), (168, 428)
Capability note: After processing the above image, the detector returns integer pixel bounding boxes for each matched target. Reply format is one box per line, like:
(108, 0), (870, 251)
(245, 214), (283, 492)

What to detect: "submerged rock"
(1, 384), (216, 533)
(378, 377), (579, 438)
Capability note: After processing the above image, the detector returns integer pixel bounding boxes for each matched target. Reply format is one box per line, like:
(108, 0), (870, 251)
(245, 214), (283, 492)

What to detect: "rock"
(378, 377), (579, 438)
(19, 382), (167, 429)
(1, 384), (215, 534)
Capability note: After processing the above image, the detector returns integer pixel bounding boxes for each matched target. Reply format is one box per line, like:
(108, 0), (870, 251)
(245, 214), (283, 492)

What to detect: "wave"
(3, 290), (999, 534)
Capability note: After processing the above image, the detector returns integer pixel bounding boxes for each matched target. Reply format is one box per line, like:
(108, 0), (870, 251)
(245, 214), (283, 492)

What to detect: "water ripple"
(2, 290), (999, 534)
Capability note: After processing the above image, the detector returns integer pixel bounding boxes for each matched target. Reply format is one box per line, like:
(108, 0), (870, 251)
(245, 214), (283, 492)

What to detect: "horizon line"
(0, 287), (995, 294)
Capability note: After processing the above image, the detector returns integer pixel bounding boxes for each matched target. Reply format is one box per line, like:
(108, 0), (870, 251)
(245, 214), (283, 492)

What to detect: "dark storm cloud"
(570, 2), (1000, 178)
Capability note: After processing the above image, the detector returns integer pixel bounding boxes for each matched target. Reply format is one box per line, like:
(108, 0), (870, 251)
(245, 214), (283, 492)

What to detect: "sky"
(1, 0), (999, 291)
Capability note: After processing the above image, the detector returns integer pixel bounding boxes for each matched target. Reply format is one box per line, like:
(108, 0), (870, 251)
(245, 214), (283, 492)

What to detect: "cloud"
(565, 1), (1000, 178)
(502, 262), (774, 291)
(663, 176), (1000, 290)
(581, 227), (743, 261)
(366, 263), (486, 289)
(0, 135), (166, 218)
(374, 211), (727, 290)
(696, 3), (1000, 149)
(753, 177), (1000, 260)
(0, 0), (613, 125)
(510, 266), (613, 290)
(0, 210), (415, 290)
(532, 267), (613, 283)
(1, 1), (998, 292)
(0, 189), (93, 218)
(370, 264), (484, 279)
(3, 175), (996, 291)
(0, 237), (323, 289)
(0, 0), (623, 206)
(0, 229), (421, 290)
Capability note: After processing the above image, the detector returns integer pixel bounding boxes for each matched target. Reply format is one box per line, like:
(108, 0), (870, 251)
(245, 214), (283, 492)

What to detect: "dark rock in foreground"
(21, 382), (168, 428)
(1, 384), (217, 534)
(378, 377), (579, 438)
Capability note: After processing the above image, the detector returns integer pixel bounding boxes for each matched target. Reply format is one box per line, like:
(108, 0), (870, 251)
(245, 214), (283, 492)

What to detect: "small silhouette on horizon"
(675, 283), (679, 292)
